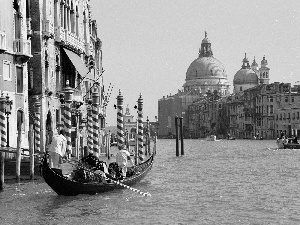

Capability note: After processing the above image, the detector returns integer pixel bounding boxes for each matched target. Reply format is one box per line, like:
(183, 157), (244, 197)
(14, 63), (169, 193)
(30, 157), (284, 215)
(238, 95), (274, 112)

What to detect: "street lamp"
(4, 94), (13, 147)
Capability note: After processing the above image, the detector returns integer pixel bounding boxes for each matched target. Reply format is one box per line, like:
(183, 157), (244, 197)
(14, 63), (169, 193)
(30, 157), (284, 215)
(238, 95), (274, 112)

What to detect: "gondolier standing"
(47, 130), (67, 169)
(116, 149), (134, 178)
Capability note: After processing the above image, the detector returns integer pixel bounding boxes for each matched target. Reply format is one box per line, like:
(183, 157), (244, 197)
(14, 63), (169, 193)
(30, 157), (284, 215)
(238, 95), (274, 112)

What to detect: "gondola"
(40, 154), (154, 196)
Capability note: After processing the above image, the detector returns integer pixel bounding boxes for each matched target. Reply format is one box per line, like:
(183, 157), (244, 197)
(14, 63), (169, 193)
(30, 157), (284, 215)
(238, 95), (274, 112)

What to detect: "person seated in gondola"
(293, 136), (298, 144)
(71, 154), (109, 183)
(116, 148), (134, 179)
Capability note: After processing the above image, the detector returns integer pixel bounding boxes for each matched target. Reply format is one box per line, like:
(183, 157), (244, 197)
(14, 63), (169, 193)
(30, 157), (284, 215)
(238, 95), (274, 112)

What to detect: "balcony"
(13, 39), (32, 63)
(0, 32), (7, 53)
(42, 20), (54, 38)
(54, 26), (66, 42)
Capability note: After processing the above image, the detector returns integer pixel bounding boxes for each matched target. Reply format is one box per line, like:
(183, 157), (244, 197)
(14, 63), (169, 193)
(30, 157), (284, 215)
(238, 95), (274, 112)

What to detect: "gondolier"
(47, 130), (67, 169)
(116, 149), (134, 178)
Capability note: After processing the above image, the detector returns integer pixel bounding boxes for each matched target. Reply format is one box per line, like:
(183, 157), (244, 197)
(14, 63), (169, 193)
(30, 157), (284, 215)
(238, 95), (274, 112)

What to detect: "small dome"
(233, 69), (258, 85)
(251, 57), (258, 67)
(261, 56), (268, 65)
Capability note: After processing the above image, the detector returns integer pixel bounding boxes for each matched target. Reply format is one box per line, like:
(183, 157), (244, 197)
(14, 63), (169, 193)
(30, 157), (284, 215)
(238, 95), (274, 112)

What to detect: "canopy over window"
(63, 48), (91, 79)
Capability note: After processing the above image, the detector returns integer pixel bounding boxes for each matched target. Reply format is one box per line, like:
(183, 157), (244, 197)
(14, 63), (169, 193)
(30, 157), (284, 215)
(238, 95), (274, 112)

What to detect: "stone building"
(158, 32), (230, 138)
(0, 0), (32, 149)
(28, 0), (103, 153)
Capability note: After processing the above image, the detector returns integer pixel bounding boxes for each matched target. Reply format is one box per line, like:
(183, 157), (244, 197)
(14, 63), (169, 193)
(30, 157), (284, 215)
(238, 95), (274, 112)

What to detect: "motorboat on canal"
(40, 153), (154, 196)
(276, 138), (300, 149)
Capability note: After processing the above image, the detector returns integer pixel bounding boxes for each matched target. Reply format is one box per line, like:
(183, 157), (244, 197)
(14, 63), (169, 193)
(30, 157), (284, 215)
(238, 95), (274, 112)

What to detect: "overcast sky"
(90, 0), (300, 126)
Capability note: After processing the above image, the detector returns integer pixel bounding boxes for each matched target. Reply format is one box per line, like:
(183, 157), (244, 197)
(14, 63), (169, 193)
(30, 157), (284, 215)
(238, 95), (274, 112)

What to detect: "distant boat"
(206, 135), (217, 141)
(276, 138), (300, 149)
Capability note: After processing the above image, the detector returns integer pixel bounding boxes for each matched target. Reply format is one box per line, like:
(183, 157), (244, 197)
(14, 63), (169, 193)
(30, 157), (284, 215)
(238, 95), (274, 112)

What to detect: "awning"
(63, 48), (91, 79)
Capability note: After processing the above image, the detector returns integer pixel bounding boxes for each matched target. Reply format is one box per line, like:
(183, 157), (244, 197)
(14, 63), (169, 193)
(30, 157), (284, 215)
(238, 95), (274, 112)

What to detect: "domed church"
(183, 32), (230, 96)
(233, 54), (270, 94)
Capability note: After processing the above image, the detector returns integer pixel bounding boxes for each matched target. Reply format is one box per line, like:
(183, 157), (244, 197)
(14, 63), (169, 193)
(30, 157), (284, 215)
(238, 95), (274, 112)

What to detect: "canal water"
(1, 139), (300, 224)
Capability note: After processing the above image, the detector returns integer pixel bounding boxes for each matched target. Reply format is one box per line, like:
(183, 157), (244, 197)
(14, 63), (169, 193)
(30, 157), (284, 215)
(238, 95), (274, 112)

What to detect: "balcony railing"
(55, 26), (66, 42)
(13, 39), (31, 56)
(42, 20), (54, 37)
(0, 32), (7, 52)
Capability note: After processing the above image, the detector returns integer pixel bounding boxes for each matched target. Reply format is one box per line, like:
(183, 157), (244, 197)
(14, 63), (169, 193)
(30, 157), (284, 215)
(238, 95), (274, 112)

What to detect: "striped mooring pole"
(92, 89), (100, 157)
(63, 81), (74, 158)
(137, 94), (144, 163)
(87, 102), (93, 154)
(146, 116), (150, 156)
(33, 96), (41, 153)
(59, 98), (65, 134)
(116, 90), (124, 150)
(0, 93), (6, 189)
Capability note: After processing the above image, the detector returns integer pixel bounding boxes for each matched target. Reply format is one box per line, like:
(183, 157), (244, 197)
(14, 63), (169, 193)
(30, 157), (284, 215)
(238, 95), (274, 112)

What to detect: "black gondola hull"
(40, 155), (153, 196)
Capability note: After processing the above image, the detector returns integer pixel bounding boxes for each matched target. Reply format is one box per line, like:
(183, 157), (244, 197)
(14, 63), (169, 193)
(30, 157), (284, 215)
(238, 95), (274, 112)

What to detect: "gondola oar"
(65, 159), (151, 197)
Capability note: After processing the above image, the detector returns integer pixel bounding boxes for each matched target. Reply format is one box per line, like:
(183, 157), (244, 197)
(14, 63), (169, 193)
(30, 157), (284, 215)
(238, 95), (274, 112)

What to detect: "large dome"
(183, 32), (230, 95)
(186, 57), (227, 80)
(233, 68), (258, 84)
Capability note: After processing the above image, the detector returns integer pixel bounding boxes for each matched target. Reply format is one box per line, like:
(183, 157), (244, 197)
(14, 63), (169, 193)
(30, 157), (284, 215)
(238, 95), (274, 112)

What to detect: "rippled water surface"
(1, 139), (300, 224)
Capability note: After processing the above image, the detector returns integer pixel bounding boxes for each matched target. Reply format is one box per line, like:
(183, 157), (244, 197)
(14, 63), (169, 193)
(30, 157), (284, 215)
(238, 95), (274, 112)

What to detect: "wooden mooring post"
(175, 116), (184, 156)
(0, 151), (3, 190)
(179, 117), (184, 156)
(29, 124), (34, 180)
(16, 123), (22, 183)
(175, 116), (179, 157)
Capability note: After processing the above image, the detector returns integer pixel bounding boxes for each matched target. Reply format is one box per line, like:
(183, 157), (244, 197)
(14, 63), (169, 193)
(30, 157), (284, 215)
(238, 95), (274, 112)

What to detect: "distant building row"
(158, 33), (298, 139)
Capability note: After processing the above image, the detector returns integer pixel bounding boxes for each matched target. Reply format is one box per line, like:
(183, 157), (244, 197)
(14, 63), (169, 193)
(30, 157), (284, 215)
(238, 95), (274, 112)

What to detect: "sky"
(89, 0), (300, 126)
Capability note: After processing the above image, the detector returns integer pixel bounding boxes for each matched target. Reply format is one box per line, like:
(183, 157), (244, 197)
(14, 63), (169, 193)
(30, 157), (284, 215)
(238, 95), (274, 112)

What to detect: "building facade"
(28, 0), (104, 153)
(0, 0), (32, 149)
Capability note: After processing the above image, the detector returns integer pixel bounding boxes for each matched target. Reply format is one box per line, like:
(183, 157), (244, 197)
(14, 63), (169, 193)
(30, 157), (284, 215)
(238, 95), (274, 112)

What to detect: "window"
(270, 96), (273, 102)
(16, 66), (23, 93)
(292, 97), (294, 102)
(3, 60), (11, 80)
(285, 96), (288, 102)
(270, 105), (274, 114)
(17, 110), (25, 131)
(240, 86), (242, 91)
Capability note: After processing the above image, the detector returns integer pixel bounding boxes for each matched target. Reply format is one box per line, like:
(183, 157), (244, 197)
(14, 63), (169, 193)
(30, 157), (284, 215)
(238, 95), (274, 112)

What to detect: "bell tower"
(259, 56), (270, 84)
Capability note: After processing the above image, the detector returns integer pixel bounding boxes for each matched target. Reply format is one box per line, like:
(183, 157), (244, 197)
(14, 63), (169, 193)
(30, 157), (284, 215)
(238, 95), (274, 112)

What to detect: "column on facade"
(68, 5), (71, 31)
(92, 88), (100, 156)
(64, 4), (67, 30)
(63, 81), (74, 157)
(60, 2), (64, 28)
(137, 94), (144, 163)
(116, 90), (124, 150)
